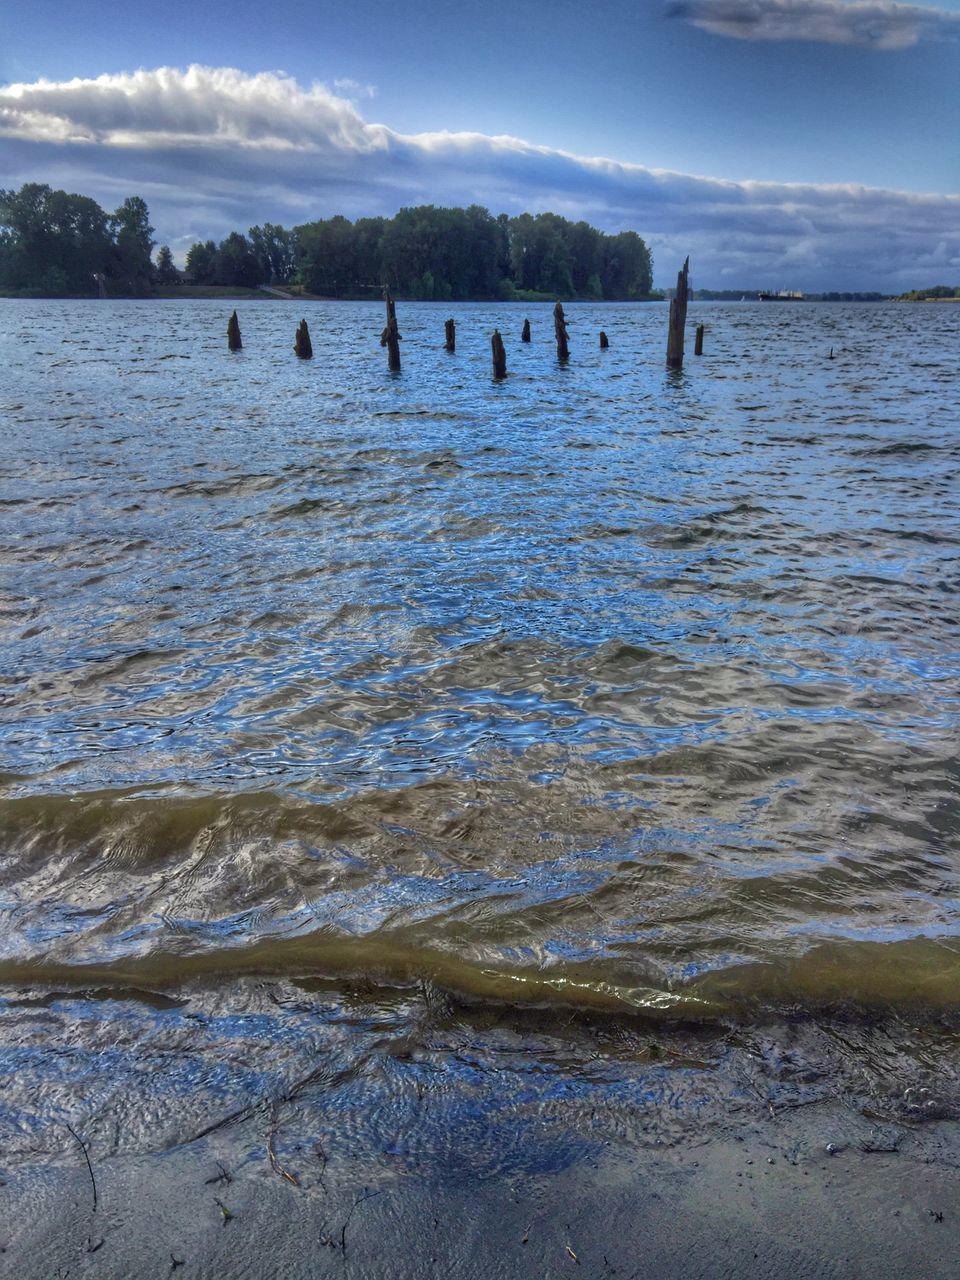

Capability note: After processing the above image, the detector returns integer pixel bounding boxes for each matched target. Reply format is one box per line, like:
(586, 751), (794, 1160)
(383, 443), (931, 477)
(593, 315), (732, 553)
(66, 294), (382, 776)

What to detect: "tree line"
(187, 205), (654, 300)
(1, 184), (655, 301)
(895, 284), (960, 302)
(0, 185), (157, 296)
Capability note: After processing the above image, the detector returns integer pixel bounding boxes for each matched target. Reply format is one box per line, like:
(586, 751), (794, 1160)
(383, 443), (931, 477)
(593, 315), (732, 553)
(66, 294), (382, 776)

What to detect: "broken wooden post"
(227, 310), (242, 352)
(380, 289), (401, 372)
(443, 318), (456, 352)
(294, 318), (313, 359)
(521, 318), (531, 343)
(695, 324), (704, 356)
(666, 257), (689, 369)
(491, 329), (507, 378)
(554, 302), (569, 361)
(599, 331), (609, 349)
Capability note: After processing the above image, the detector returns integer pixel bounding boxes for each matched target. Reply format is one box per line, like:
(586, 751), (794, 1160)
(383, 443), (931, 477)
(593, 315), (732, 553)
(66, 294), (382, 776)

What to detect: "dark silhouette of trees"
(110, 196), (155, 295)
(1, 183), (655, 300)
(215, 232), (262, 288)
(249, 223), (297, 285)
(0, 184), (113, 294)
(290, 205), (652, 300)
(185, 239), (218, 284)
(154, 245), (179, 284)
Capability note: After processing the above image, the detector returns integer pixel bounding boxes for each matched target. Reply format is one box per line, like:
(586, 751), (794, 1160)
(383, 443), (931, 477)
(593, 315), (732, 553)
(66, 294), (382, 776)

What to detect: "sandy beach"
(4, 1087), (960, 1279)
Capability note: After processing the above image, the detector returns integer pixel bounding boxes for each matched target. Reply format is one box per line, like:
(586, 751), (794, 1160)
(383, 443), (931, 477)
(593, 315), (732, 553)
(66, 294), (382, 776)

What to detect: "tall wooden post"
(521, 318), (531, 343)
(599, 331), (609, 349)
(294, 318), (313, 358)
(380, 289), (402, 372)
(554, 302), (569, 361)
(227, 310), (242, 352)
(444, 318), (456, 352)
(695, 324), (704, 356)
(666, 258), (689, 369)
(491, 329), (507, 378)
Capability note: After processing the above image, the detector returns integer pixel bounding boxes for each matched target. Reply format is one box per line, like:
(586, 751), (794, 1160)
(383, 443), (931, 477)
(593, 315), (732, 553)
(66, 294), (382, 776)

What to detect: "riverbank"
(2, 972), (960, 1279)
(4, 1056), (958, 1279)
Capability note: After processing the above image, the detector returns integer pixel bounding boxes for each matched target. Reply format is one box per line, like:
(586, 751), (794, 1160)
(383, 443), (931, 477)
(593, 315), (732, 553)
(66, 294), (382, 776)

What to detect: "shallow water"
(2, 297), (959, 1021)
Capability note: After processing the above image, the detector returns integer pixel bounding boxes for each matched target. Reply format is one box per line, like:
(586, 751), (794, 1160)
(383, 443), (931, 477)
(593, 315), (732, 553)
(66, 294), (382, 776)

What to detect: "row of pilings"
(225, 264), (707, 376)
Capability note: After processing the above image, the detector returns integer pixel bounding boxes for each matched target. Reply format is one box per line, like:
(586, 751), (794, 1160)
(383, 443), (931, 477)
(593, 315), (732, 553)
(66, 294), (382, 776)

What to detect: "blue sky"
(2, 0), (959, 288)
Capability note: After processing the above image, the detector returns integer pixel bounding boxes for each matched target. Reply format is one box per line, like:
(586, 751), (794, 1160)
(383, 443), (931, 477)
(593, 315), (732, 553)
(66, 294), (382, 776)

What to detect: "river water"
(1, 298), (959, 1171)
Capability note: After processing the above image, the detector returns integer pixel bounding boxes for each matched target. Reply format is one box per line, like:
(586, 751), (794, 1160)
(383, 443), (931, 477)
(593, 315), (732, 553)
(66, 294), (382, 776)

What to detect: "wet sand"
(4, 1088), (959, 1278)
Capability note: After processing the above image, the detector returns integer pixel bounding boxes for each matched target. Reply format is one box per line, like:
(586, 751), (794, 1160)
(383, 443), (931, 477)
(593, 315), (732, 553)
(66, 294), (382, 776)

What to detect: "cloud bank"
(2, 65), (958, 290)
(667, 0), (960, 50)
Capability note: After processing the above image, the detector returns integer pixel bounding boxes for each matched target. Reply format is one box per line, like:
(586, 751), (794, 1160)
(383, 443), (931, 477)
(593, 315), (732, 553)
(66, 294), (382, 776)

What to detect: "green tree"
(185, 239), (218, 284)
(0, 184), (113, 294)
(249, 223), (296, 284)
(569, 221), (601, 293)
(154, 245), (179, 284)
(600, 231), (653, 299)
(110, 196), (155, 294)
(537, 229), (575, 296)
(295, 216), (358, 295)
(216, 231), (263, 288)
(352, 217), (386, 290)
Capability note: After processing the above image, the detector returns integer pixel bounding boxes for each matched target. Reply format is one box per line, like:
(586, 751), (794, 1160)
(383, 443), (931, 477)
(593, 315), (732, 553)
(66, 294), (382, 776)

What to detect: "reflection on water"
(1, 299), (958, 1035)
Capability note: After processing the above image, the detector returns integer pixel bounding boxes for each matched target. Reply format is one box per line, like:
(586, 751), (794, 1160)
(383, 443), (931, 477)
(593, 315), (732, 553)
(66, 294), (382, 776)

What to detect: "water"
(1, 298), (959, 1168)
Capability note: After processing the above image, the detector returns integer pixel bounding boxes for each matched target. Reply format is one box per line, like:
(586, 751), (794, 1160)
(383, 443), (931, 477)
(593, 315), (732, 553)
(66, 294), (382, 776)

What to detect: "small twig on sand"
(340, 1188), (383, 1254)
(66, 1123), (97, 1212)
(204, 1162), (233, 1186)
(177, 1101), (257, 1149)
(267, 1103), (300, 1186)
(215, 1198), (234, 1225)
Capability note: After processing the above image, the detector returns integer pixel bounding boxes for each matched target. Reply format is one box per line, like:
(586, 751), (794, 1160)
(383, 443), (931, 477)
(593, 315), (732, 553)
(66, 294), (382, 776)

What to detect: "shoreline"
(0, 290), (667, 303)
(3, 977), (960, 1278)
(4, 1093), (959, 1278)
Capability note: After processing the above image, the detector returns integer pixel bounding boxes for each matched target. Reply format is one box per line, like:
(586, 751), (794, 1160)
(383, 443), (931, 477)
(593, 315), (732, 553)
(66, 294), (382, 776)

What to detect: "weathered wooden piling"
(294, 318), (313, 359)
(521, 318), (531, 343)
(227, 310), (242, 352)
(694, 324), (704, 356)
(666, 258), (689, 369)
(444, 318), (456, 352)
(554, 302), (569, 361)
(600, 331), (609, 349)
(380, 290), (402, 372)
(491, 329), (507, 378)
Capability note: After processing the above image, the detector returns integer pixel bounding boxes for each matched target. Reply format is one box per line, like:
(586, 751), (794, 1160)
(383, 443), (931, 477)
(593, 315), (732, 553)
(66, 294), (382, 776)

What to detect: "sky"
(1, 0), (959, 289)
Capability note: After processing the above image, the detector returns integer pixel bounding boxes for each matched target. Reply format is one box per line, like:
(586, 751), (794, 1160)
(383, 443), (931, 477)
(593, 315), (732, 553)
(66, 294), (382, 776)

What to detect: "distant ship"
(758, 289), (806, 301)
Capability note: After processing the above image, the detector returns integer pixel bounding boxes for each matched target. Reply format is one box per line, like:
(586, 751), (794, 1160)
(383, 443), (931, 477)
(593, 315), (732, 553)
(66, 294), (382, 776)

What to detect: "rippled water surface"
(2, 298), (959, 1026)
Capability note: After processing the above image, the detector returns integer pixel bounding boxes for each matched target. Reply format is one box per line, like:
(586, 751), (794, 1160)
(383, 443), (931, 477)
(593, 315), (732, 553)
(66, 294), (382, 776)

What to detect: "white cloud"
(1, 65), (958, 289)
(0, 65), (388, 152)
(666, 0), (960, 49)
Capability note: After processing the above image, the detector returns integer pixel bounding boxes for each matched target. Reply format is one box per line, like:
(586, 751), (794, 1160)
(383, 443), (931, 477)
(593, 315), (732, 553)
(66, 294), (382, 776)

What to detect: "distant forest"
(895, 285), (960, 301)
(0, 185), (155, 297)
(0, 183), (655, 301)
